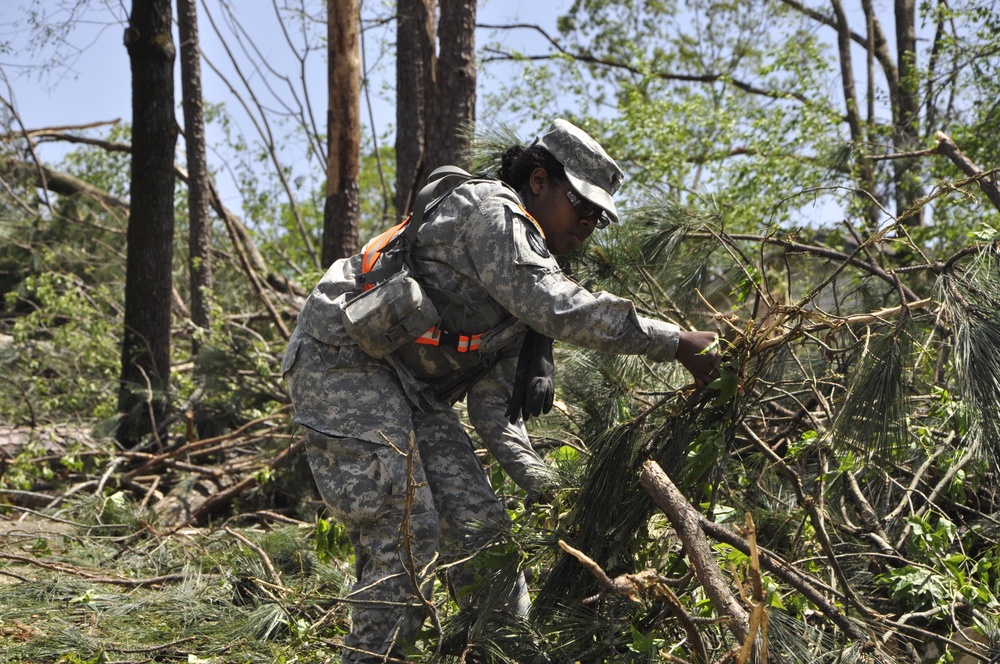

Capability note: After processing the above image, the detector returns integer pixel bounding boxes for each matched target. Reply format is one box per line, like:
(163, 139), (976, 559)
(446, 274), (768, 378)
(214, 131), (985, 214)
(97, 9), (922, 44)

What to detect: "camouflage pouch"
(341, 270), (438, 358)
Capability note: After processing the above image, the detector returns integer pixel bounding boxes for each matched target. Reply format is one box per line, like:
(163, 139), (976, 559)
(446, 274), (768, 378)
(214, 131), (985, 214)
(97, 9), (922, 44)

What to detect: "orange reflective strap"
(415, 327), (441, 346)
(414, 326), (483, 353)
(458, 335), (482, 352)
(360, 218), (410, 285)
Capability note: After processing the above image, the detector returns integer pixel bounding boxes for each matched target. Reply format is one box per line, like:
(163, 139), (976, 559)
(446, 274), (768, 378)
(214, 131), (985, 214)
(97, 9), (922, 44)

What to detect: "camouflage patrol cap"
(535, 118), (625, 224)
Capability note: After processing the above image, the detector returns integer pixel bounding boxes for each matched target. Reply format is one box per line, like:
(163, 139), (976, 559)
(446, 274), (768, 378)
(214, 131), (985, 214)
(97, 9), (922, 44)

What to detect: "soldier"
(282, 119), (720, 663)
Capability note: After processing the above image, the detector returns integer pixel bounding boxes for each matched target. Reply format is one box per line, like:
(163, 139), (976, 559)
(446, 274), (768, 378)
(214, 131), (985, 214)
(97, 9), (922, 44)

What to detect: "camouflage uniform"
(282, 120), (680, 663)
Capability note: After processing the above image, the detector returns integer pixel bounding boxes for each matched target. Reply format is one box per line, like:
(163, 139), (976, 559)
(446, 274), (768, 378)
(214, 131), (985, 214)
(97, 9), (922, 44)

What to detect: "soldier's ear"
(527, 167), (548, 196)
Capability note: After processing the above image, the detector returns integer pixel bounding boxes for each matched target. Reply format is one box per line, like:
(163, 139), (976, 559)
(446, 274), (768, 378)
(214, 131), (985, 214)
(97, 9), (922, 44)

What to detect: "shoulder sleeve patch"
(508, 207), (555, 267)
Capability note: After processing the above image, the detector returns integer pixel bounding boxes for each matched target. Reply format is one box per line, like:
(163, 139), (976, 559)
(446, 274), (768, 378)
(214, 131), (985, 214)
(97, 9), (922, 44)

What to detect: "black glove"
(505, 328), (555, 424)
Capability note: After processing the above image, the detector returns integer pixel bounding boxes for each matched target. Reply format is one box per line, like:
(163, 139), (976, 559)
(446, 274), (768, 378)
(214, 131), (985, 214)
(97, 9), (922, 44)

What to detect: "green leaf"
(630, 625), (656, 653)
(710, 368), (740, 406)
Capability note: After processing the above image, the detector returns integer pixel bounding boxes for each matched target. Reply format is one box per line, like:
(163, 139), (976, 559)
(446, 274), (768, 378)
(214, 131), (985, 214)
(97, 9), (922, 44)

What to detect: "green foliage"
(0, 499), (353, 664)
(829, 325), (916, 461)
(4, 1), (1000, 661)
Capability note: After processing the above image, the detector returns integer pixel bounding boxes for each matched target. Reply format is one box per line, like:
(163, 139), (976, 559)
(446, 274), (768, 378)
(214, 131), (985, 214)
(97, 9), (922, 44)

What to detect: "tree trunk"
(892, 0), (923, 224)
(426, 0), (476, 172)
(831, 0), (880, 229)
(178, 0), (213, 352)
(395, 0), (435, 217)
(322, 0), (362, 267)
(118, 0), (177, 448)
(395, 0), (476, 216)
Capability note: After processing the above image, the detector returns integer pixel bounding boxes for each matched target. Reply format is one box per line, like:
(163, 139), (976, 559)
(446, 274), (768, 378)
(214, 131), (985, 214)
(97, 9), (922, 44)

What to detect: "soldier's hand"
(676, 330), (721, 388)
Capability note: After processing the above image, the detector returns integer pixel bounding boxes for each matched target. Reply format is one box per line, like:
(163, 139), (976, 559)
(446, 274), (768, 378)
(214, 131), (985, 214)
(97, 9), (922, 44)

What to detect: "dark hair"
(498, 144), (566, 191)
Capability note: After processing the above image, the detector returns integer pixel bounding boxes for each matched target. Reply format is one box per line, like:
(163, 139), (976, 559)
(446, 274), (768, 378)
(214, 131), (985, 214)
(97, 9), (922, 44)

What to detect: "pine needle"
(942, 250), (1000, 465)
(829, 325), (914, 462)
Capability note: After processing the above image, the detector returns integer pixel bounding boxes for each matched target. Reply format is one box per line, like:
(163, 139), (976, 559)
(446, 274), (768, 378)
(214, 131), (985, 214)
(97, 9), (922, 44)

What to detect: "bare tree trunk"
(118, 0), (177, 448)
(178, 0), (213, 352)
(830, 0), (880, 230)
(322, 0), (362, 267)
(892, 0), (922, 223)
(395, 0), (435, 217)
(395, 0), (476, 216)
(425, 0), (476, 172)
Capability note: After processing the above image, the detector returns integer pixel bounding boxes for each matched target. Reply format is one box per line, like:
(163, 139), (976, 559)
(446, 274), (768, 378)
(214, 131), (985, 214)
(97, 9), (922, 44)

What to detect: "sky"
(1, 1), (570, 208)
(1, 0), (884, 228)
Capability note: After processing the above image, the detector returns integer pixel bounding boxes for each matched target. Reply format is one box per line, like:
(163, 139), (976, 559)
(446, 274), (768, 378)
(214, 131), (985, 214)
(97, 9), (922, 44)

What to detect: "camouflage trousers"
(284, 335), (528, 663)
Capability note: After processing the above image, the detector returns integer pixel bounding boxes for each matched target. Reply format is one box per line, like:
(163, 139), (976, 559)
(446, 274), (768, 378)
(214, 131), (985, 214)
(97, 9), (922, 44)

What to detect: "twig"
(105, 636), (197, 654)
(95, 456), (123, 495)
(135, 475), (162, 512)
(121, 411), (285, 479)
(398, 431), (442, 659)
(0, 553), (200, 587)
(224, 526), (285, 590)
(893, 442), (978, 550)
(558, 539), (710, 664)
(0, 119), (122, 141)
(178, 439), (303, 526)
(882, 441), (949, 525)
(754, 298), (932, 352)
(0, 567), (32, 582)
(8, 504), (127, 530)
(740, 423), (881, 620)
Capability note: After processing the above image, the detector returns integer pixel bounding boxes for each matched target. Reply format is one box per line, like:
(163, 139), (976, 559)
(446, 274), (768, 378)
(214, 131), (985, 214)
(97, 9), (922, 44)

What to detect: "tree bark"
(395, 0), (476, 217)
(322, 0), (362, 267)
(892, 0), (922, 223)
(395, 0), (435, 217)
(639, 460), (751, 645)
(118, 0), (177, 448)
(178, 0), (213, 352)
(426, 0), (476, 172)
(830, 0), (880, 230)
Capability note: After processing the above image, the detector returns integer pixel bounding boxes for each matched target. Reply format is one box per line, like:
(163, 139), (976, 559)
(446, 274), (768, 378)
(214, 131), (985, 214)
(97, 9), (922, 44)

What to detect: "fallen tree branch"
(639, 460), (751, 645)
(1, 149), (305, 303)
(558, 539), (711, 664)
(0, 552), (205, 588)
(225, 526), (286, 592)
(121, 411), (288, 480)
(178, 439), (304, 527)
(740, 423), (881, 621)
(935, 131), (1000, 212)
(639, 460), (868, 642)
(1, 156), (130, 213)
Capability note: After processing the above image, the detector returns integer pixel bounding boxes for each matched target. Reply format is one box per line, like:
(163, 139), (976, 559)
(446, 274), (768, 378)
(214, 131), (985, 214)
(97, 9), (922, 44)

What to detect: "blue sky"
(2, 1), (569, 208)
(2, 2), (565, 147)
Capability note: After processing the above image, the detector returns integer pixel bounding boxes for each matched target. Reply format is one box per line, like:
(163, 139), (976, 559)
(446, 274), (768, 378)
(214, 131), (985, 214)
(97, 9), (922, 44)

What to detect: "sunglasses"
(554, 179), (610, 229)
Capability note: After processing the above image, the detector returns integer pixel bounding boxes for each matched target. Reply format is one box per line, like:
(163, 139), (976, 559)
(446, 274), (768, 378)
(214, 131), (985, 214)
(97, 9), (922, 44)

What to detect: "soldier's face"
(526, 168), (597, 256)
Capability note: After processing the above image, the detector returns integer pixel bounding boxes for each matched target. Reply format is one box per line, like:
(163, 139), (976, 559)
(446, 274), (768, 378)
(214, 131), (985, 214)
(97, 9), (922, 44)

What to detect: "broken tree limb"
(559, 539), (711, 664)
(640, 459), (867, 641)
(1, 147), (305, 300)
(0, 552), (208, 588)
(639, 460), (751, 645)
(935, 131), (1000, 212)
(1, 156), (130, 213)
(178, 439), (304, 527)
